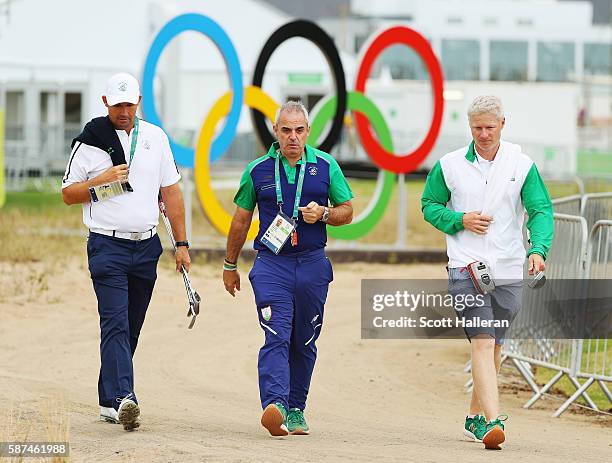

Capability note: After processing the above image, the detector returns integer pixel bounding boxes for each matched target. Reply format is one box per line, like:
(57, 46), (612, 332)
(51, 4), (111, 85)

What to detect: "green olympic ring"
(309, 91), (395, 240)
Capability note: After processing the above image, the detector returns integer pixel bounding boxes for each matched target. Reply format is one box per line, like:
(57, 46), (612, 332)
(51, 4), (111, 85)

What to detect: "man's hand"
(175, 246), (190, 273)
(223, 207), (253, 298)
(298, 201), (324, 224)
(96, 163), (129, 185)
(62, 163), (130, 205)
(528, 253), (545, 276)
(462, 211), (493, 234)
(223, 270), (241, 297)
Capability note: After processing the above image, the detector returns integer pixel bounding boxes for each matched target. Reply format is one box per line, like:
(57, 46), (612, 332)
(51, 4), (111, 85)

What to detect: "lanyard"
(274, 152), (305, 222)
(128, 117), (139, 167)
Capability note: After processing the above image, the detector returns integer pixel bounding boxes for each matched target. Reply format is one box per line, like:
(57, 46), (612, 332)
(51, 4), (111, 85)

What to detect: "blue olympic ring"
(142, 13), (243, 167)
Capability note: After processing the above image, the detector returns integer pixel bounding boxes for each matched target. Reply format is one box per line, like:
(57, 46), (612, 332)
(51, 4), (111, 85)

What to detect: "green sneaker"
(463, 415), (485, 442)
(482, 415), (508, 450)
(287, 408), (310, 435)
(261, 402), (288, 436)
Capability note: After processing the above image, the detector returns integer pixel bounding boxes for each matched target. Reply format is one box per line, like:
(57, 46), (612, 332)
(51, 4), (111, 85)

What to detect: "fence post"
(396, 173), (406, 249)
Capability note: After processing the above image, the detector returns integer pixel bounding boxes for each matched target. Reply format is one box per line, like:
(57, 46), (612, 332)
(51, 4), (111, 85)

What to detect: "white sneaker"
(117, 394), (140, 431)
(100, 406), (120, 424)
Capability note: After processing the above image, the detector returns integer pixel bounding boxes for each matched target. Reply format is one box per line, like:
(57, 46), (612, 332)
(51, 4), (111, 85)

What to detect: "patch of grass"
(534, 338), (612, 412)
(546, 181), (581, 199)
(41, 397), (70, 463)
(0, 397), (69, 463)
(189, 176), (595, 247)
(1, 404), (31, 463)
(0, 190), (84, 266)
(4, 191), (66, 211)
(1, 176), (602, 263)
(578, 151), (612, 176)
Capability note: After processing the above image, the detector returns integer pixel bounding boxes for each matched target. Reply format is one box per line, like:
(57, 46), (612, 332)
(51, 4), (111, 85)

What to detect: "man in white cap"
(62, 72), (190, 431)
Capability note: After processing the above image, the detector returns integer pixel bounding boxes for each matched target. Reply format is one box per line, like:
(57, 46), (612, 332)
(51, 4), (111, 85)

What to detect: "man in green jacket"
(421, 95), (553, 450)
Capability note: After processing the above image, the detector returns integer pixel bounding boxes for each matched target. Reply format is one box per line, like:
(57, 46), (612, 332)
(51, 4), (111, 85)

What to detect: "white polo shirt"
(475, 150), (494, 180)
(62, 119), (181, 232)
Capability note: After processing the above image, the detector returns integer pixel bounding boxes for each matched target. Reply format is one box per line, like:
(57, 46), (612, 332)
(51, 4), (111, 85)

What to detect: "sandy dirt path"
(0, 258), (610, 462)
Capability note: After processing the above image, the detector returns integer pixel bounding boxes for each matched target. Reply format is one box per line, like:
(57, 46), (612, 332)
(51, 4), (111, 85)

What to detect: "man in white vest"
(421, 95), (553, 450)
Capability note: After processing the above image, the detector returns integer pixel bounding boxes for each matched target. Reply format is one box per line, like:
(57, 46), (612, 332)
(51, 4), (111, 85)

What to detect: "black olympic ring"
(250, 20), (347, 153)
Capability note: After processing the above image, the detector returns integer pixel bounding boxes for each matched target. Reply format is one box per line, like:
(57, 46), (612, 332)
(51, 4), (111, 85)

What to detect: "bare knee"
(471, 335), (495, 353)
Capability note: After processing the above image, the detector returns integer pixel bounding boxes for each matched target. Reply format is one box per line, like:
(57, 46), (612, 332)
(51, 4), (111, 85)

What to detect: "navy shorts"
(447, 267), (522, 345)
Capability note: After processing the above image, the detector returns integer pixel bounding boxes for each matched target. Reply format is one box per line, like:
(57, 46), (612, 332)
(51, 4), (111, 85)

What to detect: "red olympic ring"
(354, 26), (445, 174)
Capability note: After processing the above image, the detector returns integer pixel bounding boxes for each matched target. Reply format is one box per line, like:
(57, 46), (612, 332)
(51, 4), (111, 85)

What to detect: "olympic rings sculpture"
(142, 14), (444, 240)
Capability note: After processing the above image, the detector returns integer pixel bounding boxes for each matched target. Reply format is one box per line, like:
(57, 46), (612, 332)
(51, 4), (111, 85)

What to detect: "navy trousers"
(87, 232), (162, 409)
(248, 248), (333, 412)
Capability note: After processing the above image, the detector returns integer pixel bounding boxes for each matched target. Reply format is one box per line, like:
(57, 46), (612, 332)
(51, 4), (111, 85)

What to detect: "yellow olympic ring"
(194, 86), (279, 240)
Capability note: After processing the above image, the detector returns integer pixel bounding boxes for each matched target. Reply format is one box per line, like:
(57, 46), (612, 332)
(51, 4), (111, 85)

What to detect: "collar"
(266, 141), (317, 164)
(116, 129), (132, 139)
(468, 140), (503, 164)
(465, 140), (477, 163)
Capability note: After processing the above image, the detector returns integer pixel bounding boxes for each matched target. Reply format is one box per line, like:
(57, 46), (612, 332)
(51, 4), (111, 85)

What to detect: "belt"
(89, 227), (157, 241)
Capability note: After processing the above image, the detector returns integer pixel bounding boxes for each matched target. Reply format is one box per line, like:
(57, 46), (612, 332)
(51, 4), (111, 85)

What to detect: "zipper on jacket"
(467, 156), (492, 261)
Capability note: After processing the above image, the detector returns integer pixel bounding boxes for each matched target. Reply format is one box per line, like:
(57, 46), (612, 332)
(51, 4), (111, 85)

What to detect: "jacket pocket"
(248, 256), (261, 281)
(325, 256), (334, 283)
(87, 233), (99, 258)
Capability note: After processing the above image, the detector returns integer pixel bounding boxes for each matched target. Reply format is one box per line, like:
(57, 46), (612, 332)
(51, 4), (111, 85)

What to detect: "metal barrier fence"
(551, 195), (582, 216)
(581, 193), (612, 233)
(465, 210), (612, 417)
(501, 214), (597, 415)
(554, 220), (612, 416)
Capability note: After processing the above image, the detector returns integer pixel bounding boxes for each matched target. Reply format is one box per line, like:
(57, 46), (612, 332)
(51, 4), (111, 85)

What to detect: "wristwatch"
(321, 206), (330, 223)
(175, 240), (190, 248)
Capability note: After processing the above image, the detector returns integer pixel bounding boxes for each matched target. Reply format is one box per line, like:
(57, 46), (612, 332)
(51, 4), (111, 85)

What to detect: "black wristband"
(175, 241), (190, 248)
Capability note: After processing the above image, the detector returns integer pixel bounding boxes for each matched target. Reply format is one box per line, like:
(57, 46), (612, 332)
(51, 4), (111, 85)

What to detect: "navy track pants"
(248, 248), (333, 411)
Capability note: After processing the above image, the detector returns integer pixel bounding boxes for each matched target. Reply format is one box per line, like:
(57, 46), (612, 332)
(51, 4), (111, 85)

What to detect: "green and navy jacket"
(234, 142), (353, 255)
(421, 140), (553, 279)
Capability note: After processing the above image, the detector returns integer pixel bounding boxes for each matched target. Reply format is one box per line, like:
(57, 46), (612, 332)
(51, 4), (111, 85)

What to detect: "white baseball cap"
(104, 72), (140, 106)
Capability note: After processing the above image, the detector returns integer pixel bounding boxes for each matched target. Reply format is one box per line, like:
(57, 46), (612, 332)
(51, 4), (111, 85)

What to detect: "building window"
(64, 92), (81, 125)
(40, 92), (60, 153)
(64, 92), (82, 146)
(584, 43), (611, 76)
(537, 42), (575, 82)
(354, 34), (368, 53)
(306, 94), (324, 112)
(371, 44), (429, 80)
(516, 18), (533, 27)
(40, 92), (60, 126)
(6, 90), (25, 140)
(441, 39), (480, 81)
(490, 41), (528, 81)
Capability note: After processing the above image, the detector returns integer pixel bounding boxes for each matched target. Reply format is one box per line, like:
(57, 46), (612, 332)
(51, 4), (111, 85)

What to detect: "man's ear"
(138, 95), (142, 105)
(501, 117), (506, 128)
(102, 95), (109, 107)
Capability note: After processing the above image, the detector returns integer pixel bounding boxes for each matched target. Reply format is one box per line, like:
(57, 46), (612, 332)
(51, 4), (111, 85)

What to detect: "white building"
(1, 0), (610, 182)
(0, 0), (354, 184)
(330, 0), (610, 84)
(320, 0), (611, 174)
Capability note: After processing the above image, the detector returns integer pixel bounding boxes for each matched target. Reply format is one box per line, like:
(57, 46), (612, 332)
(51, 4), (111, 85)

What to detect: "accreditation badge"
(89, 180), (130, 202)
(260, 210), (295, 255)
